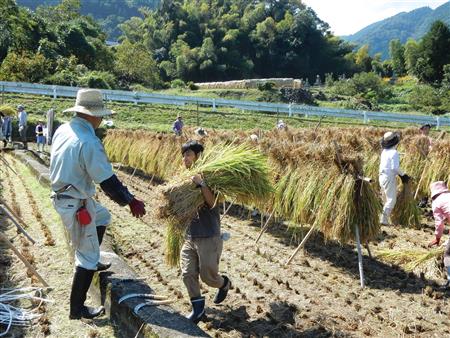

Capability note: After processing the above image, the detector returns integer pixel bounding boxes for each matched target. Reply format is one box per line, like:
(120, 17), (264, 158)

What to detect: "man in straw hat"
(180, 140), (231, 324)
(50, 89), (146, 319)
(379, 131), (410, 225)
(429, 181), (450, 289)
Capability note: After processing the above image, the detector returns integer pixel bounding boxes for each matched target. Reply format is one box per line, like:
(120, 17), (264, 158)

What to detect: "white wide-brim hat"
(63, 89), (115, 117)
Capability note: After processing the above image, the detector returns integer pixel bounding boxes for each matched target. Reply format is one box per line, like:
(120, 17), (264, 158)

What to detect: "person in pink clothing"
(428, 181), (450, 289)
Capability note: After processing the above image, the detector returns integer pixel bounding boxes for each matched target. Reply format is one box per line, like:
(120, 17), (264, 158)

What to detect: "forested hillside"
(344, 1), (450, 58)
(16, 0), (159, 40)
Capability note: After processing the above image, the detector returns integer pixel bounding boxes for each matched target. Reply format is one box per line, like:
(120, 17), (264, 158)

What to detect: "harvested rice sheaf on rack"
(159, 142), (274, 266)
(415, 140), (450, 196)
(104, 128), (436, 247)
(391, 181), (421, 227)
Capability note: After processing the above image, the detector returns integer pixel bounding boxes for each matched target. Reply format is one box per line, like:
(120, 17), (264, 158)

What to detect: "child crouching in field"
(180, 140), (231, 324)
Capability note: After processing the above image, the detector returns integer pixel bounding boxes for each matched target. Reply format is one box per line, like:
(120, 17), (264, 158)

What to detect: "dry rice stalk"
(160, 142), (273, 266)
(377, 247), (443, 272)
(391, 181), (421, 227)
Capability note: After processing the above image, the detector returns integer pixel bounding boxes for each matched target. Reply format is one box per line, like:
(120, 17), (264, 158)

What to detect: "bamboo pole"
(0, 232), (49, 287)
(285, 224), (316, 266)
(255, 210), (275, 244)
(333, 140), (365, 288)
(355, 224), (365, 288)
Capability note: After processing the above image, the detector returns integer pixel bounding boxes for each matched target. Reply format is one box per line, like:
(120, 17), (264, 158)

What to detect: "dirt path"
(0, 155), (117, 337)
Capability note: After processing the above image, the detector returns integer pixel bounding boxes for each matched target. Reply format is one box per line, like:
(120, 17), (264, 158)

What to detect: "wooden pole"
(285, 224), (316, 266)
(0, 204), (35, 244)
(0, 232), (49, 287)
(255, 210), (275, 243)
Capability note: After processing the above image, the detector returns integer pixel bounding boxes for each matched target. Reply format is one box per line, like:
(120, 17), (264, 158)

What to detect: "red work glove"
(129, 198), (146, 218)
(428, 236), (440, 247)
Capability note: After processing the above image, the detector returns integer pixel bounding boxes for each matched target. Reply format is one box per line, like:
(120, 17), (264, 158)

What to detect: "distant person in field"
(35, 121), (45, 152)
(419, 124), (433, 151)
(50, 89), (146, 320)
(379, 132), (410, 225)
(276, 119), (286, 130)
(172, 115), (184, 136)
(1, 111), (12, 148)
(17, 104), (28, 149)
(180, 140), (231, 324)
(428, 181), (450, 290)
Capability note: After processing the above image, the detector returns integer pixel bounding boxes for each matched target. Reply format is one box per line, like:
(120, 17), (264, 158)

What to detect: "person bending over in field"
(180, 140), (231, 324)
(428, 181), (450, 290)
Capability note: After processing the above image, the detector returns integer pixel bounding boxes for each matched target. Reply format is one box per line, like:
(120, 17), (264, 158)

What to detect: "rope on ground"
(0, 287), (52, 336)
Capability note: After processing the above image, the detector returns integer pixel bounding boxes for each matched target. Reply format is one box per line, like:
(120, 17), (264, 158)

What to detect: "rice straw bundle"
(159, 142), (273, 266)
(391, 181), (421, 227)
(377, 247), (443, 272)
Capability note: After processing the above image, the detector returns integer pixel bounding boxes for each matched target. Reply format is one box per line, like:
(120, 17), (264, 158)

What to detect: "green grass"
(1, 91), (444, 134)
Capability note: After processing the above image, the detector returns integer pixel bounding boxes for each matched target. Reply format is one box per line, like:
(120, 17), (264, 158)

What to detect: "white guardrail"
(1, 81), (448, 127)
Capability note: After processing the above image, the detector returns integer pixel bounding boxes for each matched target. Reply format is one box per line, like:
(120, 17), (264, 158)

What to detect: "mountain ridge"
(343, 1), (450, 59)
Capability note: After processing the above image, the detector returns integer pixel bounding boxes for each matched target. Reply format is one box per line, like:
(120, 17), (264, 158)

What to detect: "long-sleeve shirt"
(18, 111), (27, 127)
(379, 148), (404, 176)
(50, 117), (114, 199)
(172, 120), (183, 133)
(432, 192), (450, 238)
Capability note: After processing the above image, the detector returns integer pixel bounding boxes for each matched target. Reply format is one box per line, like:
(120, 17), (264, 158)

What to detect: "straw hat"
(380, 131), (400, 149)
(63, 89), (114, 117)
(430, 181), (450, 199)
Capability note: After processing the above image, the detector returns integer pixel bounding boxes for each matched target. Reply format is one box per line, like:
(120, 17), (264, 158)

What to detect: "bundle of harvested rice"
(377, 247), (443, 272)
(391, 180), (421, 227)
(160, 142), (273, 265)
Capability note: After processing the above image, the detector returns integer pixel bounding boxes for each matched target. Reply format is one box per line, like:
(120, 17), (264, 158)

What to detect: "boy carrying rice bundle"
(176, 141), (229, 324)
(159, 140), (272, 323)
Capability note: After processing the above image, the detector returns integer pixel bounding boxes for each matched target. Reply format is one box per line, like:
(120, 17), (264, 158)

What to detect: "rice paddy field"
(3, 120), (450, 337)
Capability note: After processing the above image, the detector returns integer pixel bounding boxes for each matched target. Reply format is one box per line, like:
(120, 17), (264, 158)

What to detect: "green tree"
(114, 39), (161, 87)
(415, 21), (450, 83)
(0, 52), (51, 82)
(404, 39), (420, 75)
(354, 45), (373, 72)
(389, 39), (405, 76)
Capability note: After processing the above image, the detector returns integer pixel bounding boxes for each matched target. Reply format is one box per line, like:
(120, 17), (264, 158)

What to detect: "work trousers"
(379, 172), (397, 217)
(181, 236), (224, 298)
(52, 197), (111, 270)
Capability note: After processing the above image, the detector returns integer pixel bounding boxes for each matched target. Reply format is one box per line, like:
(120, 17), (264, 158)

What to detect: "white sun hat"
(63, 89), (115, 117)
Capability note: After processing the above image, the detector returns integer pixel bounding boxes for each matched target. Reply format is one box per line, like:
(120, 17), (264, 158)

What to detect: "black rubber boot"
(69, 267), (105, 320)
(213, 275), (231, 304)
(96, 226), (111, 271)
(186, 296), (205, 324)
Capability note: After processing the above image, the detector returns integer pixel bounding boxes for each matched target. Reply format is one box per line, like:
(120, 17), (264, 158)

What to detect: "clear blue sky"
(302, 0), (449, 35)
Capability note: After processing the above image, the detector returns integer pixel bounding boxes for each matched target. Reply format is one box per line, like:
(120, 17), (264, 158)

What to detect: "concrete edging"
(13, 150), (208, 338)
